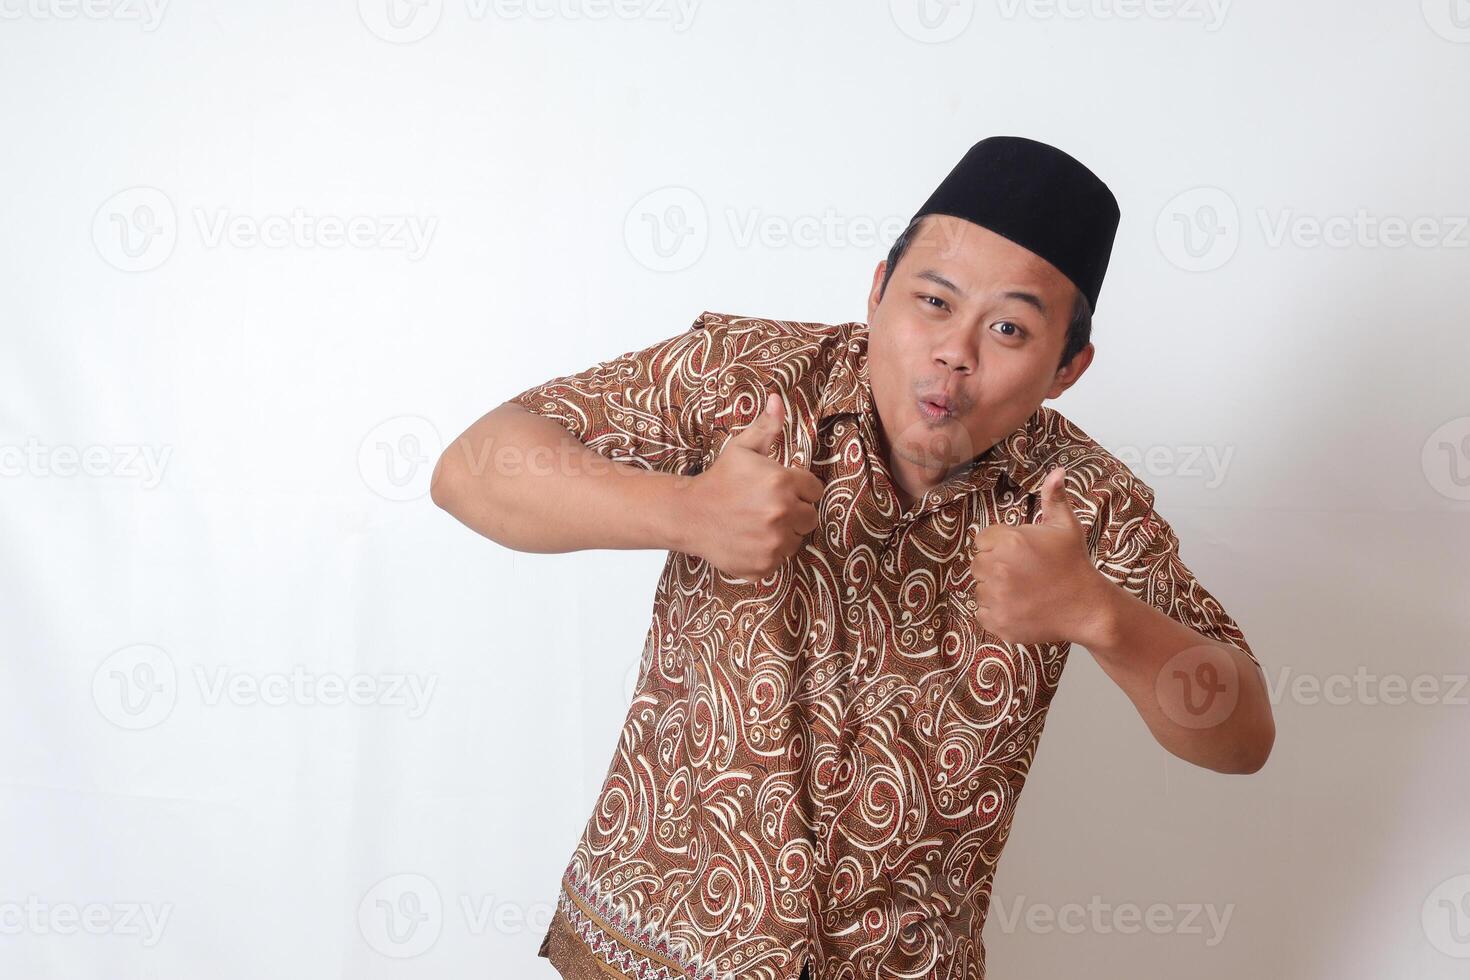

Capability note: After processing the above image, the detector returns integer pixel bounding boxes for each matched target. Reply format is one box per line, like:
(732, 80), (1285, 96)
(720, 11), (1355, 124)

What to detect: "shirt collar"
(817, 322), (1051, 498)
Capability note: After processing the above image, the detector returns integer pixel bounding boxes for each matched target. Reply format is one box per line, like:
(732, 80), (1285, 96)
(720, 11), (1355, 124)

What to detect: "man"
(432, 136), (1275, 980)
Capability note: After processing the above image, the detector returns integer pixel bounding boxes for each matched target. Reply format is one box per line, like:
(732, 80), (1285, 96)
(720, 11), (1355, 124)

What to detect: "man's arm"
(429, 402), (695, 554)
(432, 391), (824, 580)
(432, 314), (724, 554)
(433, 312), (824, 575)
(1074, 574), (1275, 774)
(972, 464), (1275, 775)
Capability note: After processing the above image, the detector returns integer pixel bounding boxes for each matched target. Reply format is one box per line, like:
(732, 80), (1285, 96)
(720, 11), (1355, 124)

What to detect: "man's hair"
(877, 214), (1093, 370)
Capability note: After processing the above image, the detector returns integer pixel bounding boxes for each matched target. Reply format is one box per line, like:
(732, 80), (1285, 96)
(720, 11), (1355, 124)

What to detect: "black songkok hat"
(911, 136), (1121, 312)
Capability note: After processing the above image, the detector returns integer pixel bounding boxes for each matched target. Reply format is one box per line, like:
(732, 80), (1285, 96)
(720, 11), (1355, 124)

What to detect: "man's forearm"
(430, 403), (697, 554)
(1073, 572), (1276, 774)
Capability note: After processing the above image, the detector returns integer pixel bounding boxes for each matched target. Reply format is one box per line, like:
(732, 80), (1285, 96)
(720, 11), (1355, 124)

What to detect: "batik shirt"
(506, 310), (1260, 980)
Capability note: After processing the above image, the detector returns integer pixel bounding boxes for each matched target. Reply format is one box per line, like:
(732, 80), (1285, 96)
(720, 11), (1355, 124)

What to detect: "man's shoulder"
(690, 308), (863, 398)
(688, 309), (864, 351)
(682, 310), (863, 440)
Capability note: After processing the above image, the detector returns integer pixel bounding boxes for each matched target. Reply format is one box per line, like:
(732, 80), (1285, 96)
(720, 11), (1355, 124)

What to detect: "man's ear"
(1046, 342), (1094, 399)
(867, 260), (886, 321)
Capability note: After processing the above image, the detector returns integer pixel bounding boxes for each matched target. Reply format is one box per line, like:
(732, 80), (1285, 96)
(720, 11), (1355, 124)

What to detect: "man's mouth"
(917, 394), (954, 420)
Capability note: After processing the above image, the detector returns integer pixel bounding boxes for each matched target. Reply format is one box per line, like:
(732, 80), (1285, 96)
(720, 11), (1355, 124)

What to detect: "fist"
(971, 465), (1103, 644)
(686, 390), (825, 581)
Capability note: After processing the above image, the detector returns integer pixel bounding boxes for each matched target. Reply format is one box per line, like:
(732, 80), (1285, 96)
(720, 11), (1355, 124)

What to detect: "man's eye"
(991, 321), (1024, 338)
(920, 295), (949, 311)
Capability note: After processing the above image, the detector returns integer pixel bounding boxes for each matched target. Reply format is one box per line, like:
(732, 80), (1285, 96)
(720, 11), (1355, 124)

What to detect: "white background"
(3, 1), (1469, 977)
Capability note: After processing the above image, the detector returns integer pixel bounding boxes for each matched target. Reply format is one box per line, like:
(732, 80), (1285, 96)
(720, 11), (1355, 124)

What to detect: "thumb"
(731, 390), (786, 456)
(1037, 465), (1080, 529)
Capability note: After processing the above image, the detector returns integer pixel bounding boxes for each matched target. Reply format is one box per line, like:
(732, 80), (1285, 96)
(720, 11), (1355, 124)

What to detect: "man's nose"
(933, 347), (975, 375)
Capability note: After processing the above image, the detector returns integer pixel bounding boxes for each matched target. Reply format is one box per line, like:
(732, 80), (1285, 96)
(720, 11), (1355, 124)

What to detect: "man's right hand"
(683, 390), (825, 581)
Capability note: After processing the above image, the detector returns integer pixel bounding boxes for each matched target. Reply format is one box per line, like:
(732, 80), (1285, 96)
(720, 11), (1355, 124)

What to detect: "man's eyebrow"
(915, 269), (1049, 318)
(916, 269), (964, 296)
(1000, 289), (1047, 318)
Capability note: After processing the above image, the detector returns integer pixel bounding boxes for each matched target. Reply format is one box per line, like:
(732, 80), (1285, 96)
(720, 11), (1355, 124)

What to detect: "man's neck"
(876, 426), (952, 510)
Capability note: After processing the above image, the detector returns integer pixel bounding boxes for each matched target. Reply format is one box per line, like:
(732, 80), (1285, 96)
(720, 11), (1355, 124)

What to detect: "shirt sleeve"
(1096, 495), (1262, 673)
(502, 312), (727, 477)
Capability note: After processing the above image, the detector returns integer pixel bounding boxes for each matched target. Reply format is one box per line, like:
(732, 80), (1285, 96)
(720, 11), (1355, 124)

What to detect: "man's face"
(865, 213), (1094, 490)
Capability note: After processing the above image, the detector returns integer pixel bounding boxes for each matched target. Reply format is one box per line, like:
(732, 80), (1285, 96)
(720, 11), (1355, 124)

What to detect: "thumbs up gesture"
(686, 390), (825, 581)
(971, 465), (1107, 644)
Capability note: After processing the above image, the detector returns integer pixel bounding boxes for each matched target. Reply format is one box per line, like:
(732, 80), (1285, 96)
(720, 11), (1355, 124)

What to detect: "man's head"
(880, 213), (1096, 369)
(864, 212), (1096, 486)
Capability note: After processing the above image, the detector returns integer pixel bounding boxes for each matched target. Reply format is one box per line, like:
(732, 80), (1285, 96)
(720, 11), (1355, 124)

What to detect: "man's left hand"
(971, 465), (1112, 645)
